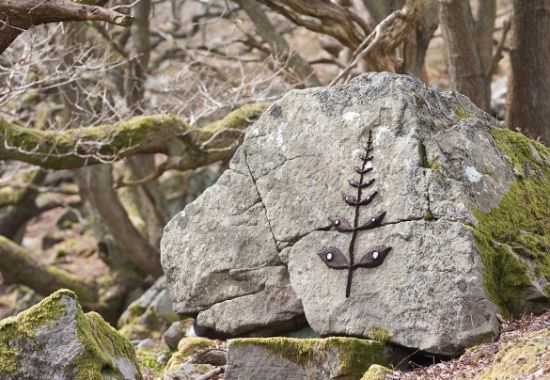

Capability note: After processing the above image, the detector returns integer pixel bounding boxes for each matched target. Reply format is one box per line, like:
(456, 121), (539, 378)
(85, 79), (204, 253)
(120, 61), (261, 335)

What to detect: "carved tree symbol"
(317, 130), (392, 298)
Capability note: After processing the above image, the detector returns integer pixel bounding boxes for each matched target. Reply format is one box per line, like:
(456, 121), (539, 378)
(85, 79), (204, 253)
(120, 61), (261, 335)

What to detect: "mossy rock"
(225, 337), (388, 380)
(361, 364), (392, 380)
(474, 128), (550, 317)
(118, 277), (179, 345)
(476, 328), (549, 379)
(165, 337), (217, 371)
(136, 347), (170, 378)
(0, 289), (142, 380)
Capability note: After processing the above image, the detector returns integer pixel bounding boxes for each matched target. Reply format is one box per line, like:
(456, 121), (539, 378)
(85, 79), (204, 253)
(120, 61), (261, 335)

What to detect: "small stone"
(163, 321), (186, 350)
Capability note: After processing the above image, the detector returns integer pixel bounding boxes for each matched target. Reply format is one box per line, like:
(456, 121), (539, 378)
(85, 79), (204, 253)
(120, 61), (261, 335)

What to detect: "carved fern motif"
(318, 130), (392, 297)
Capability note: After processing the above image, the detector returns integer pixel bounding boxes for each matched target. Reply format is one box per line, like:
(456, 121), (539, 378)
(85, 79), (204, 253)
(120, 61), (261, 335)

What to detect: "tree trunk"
(127, 0), (151, 112)
(439, 0), (489, 111)
(78, 164), (162, 276)
(402, 0), (439, 78)
(473, 0), (496, 111)
(507, 0), (550, 145)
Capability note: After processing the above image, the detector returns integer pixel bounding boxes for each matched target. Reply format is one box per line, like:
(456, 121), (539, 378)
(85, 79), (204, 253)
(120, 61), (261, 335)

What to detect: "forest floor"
(393, 311), (550, 379)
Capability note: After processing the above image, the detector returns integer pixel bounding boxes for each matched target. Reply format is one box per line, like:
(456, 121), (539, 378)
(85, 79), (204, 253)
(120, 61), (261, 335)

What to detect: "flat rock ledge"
(225, 337), (390, 380)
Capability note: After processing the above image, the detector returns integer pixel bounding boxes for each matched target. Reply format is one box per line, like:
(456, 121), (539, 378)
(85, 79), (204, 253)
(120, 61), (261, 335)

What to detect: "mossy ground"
(230, 337), (387, 380)
(474, 128), (550, 317)
(476, 328), (549, 380)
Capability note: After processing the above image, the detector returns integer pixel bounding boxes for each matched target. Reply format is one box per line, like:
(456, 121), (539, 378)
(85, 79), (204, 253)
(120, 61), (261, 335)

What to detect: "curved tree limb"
(0, 102), (268, 170)
(260, 0), (369, 50)
(0, 235), (98, 304)
(79, 164), (162, 277)
(0, 0), (134, 55)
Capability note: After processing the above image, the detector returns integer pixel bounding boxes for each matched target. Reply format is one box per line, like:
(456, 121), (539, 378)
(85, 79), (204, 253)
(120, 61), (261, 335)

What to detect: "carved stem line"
(345, 130), (374, 297)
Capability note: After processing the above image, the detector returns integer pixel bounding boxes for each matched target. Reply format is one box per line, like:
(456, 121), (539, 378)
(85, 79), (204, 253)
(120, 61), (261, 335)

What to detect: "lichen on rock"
(474, 128), (550, 317)
(225, 337), (388, 380)
(361, 364), (392, 380)
(0, 289), (142, 380)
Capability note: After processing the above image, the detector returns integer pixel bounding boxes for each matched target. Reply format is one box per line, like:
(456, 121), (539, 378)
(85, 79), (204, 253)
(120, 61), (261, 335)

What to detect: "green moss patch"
(230, 337), (387, 380)
(165, 337), (217, 371)
(367, 327), (392, 344)
(473, 128), (550, 317)
(136, 348), (169, 378)
(0, 289), (69, 373)
(361, 364), (392, 380)
(74, 311), (139, 380)
(477, 328), (549, 380)
(0, 289), (140, 379)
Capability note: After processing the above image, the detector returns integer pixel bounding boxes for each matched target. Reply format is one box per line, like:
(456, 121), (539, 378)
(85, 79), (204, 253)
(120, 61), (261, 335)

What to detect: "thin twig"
(488, 18), (512, 77)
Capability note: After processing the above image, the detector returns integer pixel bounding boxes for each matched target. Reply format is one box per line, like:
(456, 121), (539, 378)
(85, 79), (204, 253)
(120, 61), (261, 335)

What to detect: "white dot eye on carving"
(372, 251), (379, 259)
(326, 253), (333, 261)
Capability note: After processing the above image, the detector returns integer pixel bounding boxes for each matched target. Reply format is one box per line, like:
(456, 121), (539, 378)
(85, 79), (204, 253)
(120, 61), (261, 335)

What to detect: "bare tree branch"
(488, 17), (511, 77)
(233, 0), (320, 86)
(259, 0), (370, 50)
(0, 0), (134, 55)
(329, 0), (419, 85)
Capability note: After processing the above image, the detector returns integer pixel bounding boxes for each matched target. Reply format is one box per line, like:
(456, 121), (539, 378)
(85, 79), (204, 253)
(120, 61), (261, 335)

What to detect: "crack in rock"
(244, 150), (282, 253)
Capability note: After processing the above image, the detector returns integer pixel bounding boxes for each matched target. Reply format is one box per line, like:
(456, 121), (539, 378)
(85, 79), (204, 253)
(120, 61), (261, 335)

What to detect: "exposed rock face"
(161, 72), (550, 355)
(225, 337), (388, 380)
(0, 289), (141, 380)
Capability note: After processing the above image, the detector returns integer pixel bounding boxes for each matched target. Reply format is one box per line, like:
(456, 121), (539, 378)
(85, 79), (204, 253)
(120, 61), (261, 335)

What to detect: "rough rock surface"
(0, 289), (141, 380)
(225, 337), (388, 380)
(118, 276), (179, 341)
(161, 72), (550, 355)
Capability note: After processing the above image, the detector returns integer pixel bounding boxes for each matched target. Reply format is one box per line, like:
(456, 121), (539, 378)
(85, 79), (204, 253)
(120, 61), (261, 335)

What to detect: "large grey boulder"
(161, 72), (550, 355)
(0, 289), (141, 380)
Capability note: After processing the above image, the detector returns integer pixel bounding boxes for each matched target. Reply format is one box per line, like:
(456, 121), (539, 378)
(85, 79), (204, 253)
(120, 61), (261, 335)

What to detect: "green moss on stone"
(477, 328), (550, 380)
(454, 105), (472, 120)
(360, 364), (392, 380)
(166, 337), (217, 371)
(230, 337), (386, 379)
(136, 348), (167, 377)
(473, 128), (550, 317)
(0, 288), (141, 379)
(74, 311), (139, 380)
(367, 327), (392, 344)
(0, 289), (71, 374)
